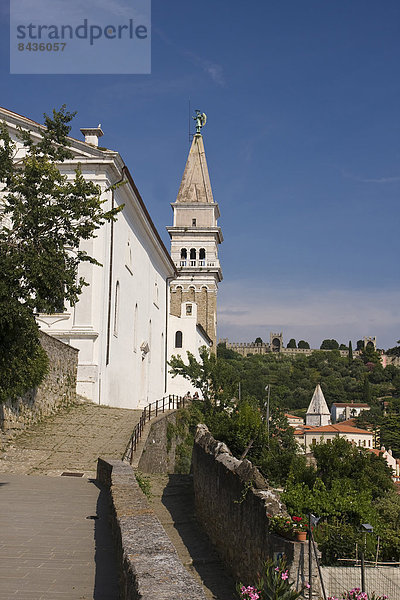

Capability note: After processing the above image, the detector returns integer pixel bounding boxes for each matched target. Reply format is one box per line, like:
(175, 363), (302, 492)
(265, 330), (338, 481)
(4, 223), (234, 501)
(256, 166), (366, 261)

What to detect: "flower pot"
(295, 530), (307, 542)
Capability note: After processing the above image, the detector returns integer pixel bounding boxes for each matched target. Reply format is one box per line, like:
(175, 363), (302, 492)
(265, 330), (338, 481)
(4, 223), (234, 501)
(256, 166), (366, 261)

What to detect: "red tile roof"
(304, 423), (372, 435)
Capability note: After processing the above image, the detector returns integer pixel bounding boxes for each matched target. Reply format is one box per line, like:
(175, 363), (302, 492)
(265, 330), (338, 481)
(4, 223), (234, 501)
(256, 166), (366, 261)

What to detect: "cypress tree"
(348, 340), (353, 364)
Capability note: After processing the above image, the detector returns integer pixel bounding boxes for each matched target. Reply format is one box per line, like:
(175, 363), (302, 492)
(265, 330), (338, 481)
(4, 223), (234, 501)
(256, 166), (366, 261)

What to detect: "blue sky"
(1, 1), (399, 349)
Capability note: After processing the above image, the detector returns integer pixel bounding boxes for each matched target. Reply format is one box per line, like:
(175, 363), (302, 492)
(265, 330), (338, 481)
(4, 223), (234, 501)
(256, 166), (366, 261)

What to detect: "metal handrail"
(122, 395), (185, 464)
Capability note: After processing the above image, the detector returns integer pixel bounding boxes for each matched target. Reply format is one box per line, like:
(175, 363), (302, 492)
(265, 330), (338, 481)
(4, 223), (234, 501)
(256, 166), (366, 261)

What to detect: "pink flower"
(281, 571), (289, 580)
(275, 567), (280, 572)
(305, 583), (311, 589)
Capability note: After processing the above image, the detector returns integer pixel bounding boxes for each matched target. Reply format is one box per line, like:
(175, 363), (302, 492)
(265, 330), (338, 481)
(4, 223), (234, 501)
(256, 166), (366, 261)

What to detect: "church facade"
(0, 106), (222, 409)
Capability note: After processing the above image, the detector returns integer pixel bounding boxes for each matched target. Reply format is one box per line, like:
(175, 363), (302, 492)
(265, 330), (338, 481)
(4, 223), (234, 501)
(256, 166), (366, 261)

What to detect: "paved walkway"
(0, 401), (141, 477)
(0, 401), (141, 599)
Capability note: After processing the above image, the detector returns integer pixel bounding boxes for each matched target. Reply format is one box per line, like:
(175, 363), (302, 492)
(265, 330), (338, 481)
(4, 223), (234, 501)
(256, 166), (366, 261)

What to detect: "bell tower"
(167, 112), (223, 350)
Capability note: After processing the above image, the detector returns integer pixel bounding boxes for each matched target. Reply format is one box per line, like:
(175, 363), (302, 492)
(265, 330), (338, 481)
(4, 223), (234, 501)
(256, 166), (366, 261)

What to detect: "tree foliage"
(283, 437), (396, 563)
(320, 339), (339, 350)
(297, 340), (310, 349)
(0, 106), (121, 402)
(169, 347), (297, 485)
(215, 350), (400, 410)
(386, 340), (400, 357)
(287, 338), (296, 348)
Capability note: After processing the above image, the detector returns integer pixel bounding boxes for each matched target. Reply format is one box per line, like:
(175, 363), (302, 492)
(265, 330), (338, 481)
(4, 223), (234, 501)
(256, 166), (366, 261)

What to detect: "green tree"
(348, 340), (353, 364)
(298, 340), (310, 349)
(0, 106), (121, 402)
(311, 437), (393, 499)
(169, 346), (237, 408)
(287, 338), (297, 348)
(386, 340), (400, 357)
(254, 336), (263, 344)
(363, 375), (371, 403)
(216, 342), (239, 360)
(320, 339), (339, 350)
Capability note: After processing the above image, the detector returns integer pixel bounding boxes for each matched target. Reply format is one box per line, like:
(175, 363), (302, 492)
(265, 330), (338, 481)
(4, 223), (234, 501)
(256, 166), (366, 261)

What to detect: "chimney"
(80, 125), (103, 147)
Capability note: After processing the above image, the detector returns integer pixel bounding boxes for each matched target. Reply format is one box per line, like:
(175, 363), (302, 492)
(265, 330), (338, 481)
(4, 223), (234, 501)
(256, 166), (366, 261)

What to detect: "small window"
(186, 304), (192, 316)
(363, 440), (366, 446)
(192, 218), (197, 226)
(368, 440), (371, 447)
(190, 248), (196, 260)
(311, 438), (317, 445)
(180, 248), (187, 259)
(175, 331), (183, 348)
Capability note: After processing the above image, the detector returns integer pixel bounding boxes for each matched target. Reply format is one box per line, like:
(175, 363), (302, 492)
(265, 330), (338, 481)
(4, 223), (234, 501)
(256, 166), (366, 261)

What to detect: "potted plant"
(292, 516), (307, 542)
(268, 514), (307, 542)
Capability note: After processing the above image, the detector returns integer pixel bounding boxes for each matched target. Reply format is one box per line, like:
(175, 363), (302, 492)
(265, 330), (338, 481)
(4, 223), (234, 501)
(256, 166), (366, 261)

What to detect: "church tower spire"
(167, 114), (223, 350)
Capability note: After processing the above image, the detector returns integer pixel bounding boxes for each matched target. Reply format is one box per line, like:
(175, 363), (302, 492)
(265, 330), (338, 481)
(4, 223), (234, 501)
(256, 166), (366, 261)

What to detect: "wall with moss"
(0, 332), (78, 440)
(137, 408), (194, 474)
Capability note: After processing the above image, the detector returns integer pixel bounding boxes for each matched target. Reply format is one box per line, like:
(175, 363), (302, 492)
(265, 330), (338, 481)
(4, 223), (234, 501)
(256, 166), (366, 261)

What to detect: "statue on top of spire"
(193, 110), (207, 135)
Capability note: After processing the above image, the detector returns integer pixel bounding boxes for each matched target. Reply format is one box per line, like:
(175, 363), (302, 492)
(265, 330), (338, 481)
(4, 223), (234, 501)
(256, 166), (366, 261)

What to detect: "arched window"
(175, 331), (183, 348)
(199, 248), (206, 266)
(113, 281), (120, 337)
(180, 248), (187, 267)
(190, 248), (196, 266)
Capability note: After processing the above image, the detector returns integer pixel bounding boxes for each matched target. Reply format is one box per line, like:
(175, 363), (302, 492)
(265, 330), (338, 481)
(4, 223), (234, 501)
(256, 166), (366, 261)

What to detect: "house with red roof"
(295, 422), (374, 453)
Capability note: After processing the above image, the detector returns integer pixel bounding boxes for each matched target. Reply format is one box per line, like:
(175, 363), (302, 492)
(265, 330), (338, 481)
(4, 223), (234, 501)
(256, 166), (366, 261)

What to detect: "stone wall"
(96, 458), (207, 600)
(192, 424), (319, 591)
(0, 331), (78, 439)
(137, 410), (183, 474)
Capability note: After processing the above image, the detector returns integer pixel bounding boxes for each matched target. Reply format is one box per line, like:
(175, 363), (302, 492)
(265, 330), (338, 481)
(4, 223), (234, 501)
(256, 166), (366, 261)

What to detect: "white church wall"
(0, 107), (176, 410)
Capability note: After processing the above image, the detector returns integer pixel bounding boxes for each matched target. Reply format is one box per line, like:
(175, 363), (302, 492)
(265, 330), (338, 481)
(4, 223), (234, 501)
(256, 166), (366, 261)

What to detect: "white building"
(331, 402), (370, 423)
(285, 413), (304, 428)
(0, 107), (176, 409)
(300, 423), (374, 453)
(305, 384), (331, 427)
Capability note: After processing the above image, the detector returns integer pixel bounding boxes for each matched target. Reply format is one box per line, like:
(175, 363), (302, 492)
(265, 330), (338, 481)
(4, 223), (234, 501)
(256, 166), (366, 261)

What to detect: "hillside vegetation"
(217, 343), (400, 410)
(169, 345), (400, 564)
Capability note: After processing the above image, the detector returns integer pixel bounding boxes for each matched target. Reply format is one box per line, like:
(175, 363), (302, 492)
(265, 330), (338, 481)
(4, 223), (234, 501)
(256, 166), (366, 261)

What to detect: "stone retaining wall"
(192, 424), (319, 591)
(137, 411), (180, 473)
(96, 457), (208, 600)
(0, 331), (78, 439)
